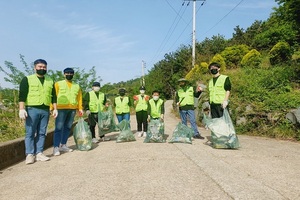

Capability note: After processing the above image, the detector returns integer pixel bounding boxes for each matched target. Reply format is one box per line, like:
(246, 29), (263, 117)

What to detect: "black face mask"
(36, 69), (47, 76)
(119, 92), (125, 96)
(210, 69), (218, 75)
(66, 75), (73, 80)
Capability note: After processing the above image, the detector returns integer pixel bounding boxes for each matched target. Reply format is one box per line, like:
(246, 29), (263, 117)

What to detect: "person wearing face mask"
(52, 68), (83, 156)
(175, 78), (205, 139)
(133, 86), (150, 137)
(114, 88), (132, 124)
(208, 62), (231, 118)
(83, 82), (109, 143)
(18, 59), (58, 164)
(147, 90), (165, 121)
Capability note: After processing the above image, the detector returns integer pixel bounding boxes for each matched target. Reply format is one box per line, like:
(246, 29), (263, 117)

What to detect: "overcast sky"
(0, 0), (278, 88)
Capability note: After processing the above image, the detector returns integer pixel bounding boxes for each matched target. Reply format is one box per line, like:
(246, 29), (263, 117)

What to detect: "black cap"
(139, 86), (146, 90)
(92, 82), (100, 87)
(119, 88), (126, 93)
(63, 68), (74, 74)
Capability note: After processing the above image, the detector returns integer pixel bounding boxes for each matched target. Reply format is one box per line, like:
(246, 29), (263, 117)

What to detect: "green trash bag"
(116, 119), (136, 143)
(144, 119), (165, 143)
(203, 109), (240, 149)
(168, 122), (193, 144)
(98, 106), (118, 137)
(73, 117), (92, 151)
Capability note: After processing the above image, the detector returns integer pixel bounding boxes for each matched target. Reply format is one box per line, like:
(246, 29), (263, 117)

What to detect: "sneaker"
(35, 153), (50, 162)
(101, 137), (110, 141)
(60, 144), (73, 152)
(92, 138), (99, 143)
(143, 132), (147, 138)
(25, 154), (35, 165)
(53, 147), (60, 156)
(137, 132), (143, 137)
(193, 134), (205, 140)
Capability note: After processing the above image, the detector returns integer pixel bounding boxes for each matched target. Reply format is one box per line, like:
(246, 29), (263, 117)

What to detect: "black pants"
(88, 113), (105, 138)
(210, 103), (226, 118)
(136, 110), (148, 132)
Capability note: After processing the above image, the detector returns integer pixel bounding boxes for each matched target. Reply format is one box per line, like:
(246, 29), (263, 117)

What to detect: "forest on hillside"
(1, 0), (300, 141)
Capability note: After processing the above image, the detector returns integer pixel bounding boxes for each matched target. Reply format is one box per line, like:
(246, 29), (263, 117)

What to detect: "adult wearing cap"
(133, 86), (150, 137)
(53, 68), (83, 156)
(176, 78), (205, 139)
(83, 82), (109, 143)
(208, 62), (231, 118)
(114, 88), (132, 123)
(19, 59), (58, 164)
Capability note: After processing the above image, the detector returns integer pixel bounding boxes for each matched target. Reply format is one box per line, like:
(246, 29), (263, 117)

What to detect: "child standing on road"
(133, 86), (149, 137)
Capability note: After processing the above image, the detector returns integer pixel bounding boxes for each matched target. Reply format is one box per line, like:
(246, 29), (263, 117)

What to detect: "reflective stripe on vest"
(26, 74), (53, 106)
(149, 99), (163, 118)
(178, 86), (194, 106)
(115, 96), (130, 114)
(135, 95), (149, 112)
(209, 75), (227, 104)
(57, 80), (80, 106)
(89, 91), (105, 112)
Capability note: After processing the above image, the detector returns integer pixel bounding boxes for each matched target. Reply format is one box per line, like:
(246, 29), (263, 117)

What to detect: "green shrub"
(269, 41), (292, 65)
(220, 44), (250, 68)
(241, 49), (262, 68)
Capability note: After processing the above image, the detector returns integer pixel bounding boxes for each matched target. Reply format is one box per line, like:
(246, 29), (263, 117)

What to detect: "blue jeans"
(179, 109), (200, 136)
(25, 107), (50, 155)
(53, 109), (76, 147)
(116, 113), (130, 123)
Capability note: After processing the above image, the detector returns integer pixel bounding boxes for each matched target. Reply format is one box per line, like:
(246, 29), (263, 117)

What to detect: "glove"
(19, 109), (27, 120)
(52, 109), (58, 118)
(86, 110), (91, 116)
(147, 115), (151, 122)
(222, 100), (228, 109)
(78, 110), (84, 116)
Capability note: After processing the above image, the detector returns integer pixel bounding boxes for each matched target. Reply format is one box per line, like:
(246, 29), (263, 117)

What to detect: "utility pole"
(184, 0), (205, 68)
(141, 60), (146, 86)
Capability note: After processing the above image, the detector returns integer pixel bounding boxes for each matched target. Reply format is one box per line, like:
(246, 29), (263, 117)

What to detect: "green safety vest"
(115, 96), (130, 114)
(57, 80), (80, 106)
(177, 86), (194, 106)
(149, 99), (163, 118)
(135, 95), (149, 112)
(26, 74), (53, 106)
(88, 91), (105, 112)
(209, 75), (227, 104)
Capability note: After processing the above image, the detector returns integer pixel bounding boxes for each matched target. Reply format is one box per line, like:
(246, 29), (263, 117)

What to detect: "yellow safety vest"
(26, 74), (53, 106)
(115, 96), (130, 114)
(149, 99), (163, 118)
(57, 80), (80, 106)
(135, 95), (149, 112)
(209, 75), (227, 104)
(178, 86), (194, 106)
(89, 91), (105, 112)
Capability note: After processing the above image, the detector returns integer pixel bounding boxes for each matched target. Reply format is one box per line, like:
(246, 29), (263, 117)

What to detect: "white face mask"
(140, 90), (145, 94)
(93, 87), (100, 92)
(153, 96), (159, 101)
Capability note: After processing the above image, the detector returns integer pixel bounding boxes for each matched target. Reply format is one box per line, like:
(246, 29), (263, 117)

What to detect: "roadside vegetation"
(1, 0), (300, 142)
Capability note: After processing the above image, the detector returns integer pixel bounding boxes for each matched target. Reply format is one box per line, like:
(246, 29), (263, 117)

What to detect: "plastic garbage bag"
(203, 109), (239, 149)
(98, 106), (118, 136)
(73, 117), (92, 151)
(116, 119), (136, 143)
(144, 119), (165, 143)
(168, 122), (193, 144)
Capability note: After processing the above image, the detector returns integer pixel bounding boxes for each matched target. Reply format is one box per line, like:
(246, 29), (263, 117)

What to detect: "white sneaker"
(101, 137), (110, 141)
(53, 147), (60, 156)
(143, 132), (147, 138)
(92, 138), (99, 143)
(35, 153), (50, 161)
(25, 154), (35, 165)
(60, 144), (73, 152)
(137, 132), (143, 137)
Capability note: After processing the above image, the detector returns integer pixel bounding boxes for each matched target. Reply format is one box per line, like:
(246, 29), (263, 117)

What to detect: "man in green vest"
(147, 90), (164, 121)
(19, 59), (58, 164)
(208, 62), (231, 118)
(176, 78), (204, 139)
(134, 86), (150, 137)
(114, 88), (132, 123)
(84, 82), (109, 143)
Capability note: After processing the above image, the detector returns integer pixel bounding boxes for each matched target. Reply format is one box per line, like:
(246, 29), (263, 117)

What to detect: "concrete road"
(0, 100), (299, 200)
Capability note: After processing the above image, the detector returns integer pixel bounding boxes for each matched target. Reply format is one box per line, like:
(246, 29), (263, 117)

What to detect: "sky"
(0, 0), (278, 89)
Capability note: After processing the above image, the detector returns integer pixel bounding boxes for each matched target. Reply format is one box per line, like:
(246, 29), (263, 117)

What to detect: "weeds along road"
(0, 100), (299, 200)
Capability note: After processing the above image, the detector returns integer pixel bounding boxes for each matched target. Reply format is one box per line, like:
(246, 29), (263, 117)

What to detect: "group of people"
(19, 59), (231, 165)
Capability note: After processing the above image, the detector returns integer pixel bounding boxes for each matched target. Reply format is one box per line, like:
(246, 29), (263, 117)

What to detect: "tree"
(241, 49), (262, 68)
(269, 41), (292, 65)
(220, 44), (250, 68)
